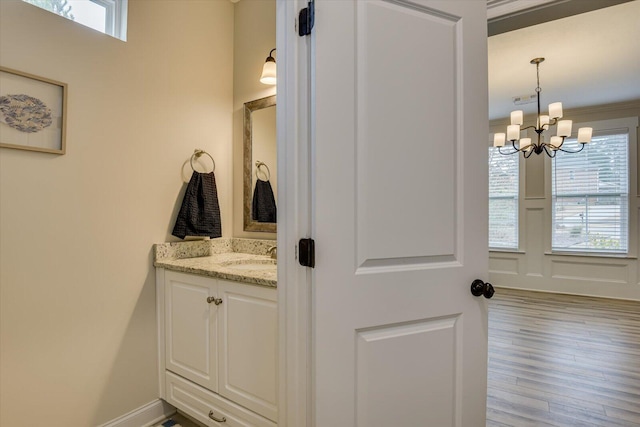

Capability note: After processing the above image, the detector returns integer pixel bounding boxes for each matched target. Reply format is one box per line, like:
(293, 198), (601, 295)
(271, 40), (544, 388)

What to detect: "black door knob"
(470, 279), (495, 299)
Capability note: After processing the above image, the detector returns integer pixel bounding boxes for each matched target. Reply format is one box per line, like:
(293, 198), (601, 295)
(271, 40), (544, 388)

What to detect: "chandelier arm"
(542, 144), (556, 158)
(557, 143), (586, 154)
(498, 146), (520, 155)
(523, 148), (534, 159)
(520, 125), (538, 132)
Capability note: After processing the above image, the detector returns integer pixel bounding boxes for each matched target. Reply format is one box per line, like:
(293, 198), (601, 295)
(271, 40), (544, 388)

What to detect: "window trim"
(91, 0), (128, 41)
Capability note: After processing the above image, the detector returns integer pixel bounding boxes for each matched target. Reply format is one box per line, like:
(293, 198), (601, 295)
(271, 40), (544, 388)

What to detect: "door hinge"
(298, 238), (315, 268)
(298, 0), (315, 37)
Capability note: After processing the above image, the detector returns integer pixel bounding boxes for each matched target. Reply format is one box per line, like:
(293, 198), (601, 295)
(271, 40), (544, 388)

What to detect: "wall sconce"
(260, 48), (276, 85)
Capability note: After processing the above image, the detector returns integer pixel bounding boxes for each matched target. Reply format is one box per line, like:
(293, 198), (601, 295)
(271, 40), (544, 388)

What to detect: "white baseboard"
(98, 399), (176, 427)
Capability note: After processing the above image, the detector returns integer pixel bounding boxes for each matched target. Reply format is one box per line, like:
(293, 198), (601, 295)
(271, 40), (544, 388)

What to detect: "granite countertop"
(154, 238), (277, 288)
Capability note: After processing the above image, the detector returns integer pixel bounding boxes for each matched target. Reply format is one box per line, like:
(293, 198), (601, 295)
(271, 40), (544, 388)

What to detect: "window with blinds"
(552, 131), (629, 253)
(489, 147), (519, 249)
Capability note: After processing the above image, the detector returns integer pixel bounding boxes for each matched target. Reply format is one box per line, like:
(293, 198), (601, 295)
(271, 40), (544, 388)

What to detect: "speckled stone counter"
(154, 238), (277, 288)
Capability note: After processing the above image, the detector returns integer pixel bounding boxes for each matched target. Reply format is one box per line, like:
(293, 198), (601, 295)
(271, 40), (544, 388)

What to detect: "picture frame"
(0, 66), (67, 155)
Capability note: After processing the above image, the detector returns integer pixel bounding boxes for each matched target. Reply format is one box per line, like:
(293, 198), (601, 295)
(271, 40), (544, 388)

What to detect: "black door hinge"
(298, 238), (315, 268)
(298, 0), (315, 36)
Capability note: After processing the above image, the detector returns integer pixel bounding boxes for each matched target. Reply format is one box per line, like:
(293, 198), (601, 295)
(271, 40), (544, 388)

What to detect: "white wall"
(489, 101), (640, 300)
(232, 0), (277, 239)
(0, 1), (233, 425)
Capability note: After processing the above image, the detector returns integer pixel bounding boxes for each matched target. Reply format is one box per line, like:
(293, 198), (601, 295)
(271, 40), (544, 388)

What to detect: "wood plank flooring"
(487, 288), (640, 427)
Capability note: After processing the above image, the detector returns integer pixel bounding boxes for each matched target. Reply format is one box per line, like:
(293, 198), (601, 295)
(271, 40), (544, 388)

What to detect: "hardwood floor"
(487, 288), (640, 427)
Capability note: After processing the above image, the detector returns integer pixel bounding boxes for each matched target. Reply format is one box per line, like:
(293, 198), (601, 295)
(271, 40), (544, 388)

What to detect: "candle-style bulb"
(507, 125), (520, 141)
(557, 120), (572, 137)
(549, 102), (563, 119)
(510, 110), (523, 126)
(519, 138), (532, 150)
(577, 127), (593, 144)
(549, 136), (563, 149)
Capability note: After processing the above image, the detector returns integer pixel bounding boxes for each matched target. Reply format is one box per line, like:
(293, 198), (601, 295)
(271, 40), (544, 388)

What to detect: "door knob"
(207, 296), (223, 305)
(470, 279), (495, 299)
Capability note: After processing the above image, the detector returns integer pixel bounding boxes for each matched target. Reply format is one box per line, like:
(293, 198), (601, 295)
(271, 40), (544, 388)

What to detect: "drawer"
(165, 371), (277, 427)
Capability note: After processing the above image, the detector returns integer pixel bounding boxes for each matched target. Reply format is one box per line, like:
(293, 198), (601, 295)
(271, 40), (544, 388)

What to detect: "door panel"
(356, 315), (460, 426)
(313, 0), (489, 426)
(356, 0), (458, 268)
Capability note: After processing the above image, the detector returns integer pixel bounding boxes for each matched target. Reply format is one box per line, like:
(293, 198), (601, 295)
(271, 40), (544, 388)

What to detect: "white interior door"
(312, 0), (489, 425)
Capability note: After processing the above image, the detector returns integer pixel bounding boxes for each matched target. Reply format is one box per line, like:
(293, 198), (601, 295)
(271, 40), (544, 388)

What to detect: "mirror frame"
(243, 95), (277, 233)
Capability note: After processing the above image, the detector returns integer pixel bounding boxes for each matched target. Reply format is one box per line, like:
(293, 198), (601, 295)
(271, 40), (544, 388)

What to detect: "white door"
(312, 0), (489, 425)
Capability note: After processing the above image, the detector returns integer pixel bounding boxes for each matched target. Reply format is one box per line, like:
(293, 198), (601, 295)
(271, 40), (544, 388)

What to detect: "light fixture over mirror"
(493, 58), (592, 158)
(260, 48), (276, 85)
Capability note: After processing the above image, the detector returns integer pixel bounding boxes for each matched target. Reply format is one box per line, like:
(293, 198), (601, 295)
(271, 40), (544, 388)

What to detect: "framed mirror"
(243, 95), (277, 232)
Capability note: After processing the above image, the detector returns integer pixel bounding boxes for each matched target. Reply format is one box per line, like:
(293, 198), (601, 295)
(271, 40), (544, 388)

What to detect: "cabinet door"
(165, 271), (218, 392)
(217, 280), (278, 422)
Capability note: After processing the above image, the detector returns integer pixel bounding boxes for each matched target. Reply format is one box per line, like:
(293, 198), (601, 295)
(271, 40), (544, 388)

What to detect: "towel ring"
(255, 161), (271, 181)
(190, 149), (215, 173)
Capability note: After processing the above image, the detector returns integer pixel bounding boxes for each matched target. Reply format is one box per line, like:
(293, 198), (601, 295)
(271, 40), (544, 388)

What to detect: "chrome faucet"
(267, 246), (277, 260)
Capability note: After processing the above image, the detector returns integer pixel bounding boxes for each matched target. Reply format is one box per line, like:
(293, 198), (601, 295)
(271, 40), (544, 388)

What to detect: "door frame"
(276, 0), (313, 426)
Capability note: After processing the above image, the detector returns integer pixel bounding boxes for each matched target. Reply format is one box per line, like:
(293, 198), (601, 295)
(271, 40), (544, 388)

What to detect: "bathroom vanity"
(154, 239), (277, 426)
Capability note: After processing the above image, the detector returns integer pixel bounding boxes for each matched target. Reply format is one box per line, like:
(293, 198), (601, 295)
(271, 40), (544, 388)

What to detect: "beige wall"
(232, 0), (277, 239)
(489, 101), (640, 300)
(0, 1), (233, 425)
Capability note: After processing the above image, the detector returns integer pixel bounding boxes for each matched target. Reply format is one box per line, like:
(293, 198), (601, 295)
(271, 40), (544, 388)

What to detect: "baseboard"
(98, 399), (176, 427)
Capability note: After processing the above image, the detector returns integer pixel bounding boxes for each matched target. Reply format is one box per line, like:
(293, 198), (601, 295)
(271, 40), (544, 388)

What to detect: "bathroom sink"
(222, 259), (276, 271)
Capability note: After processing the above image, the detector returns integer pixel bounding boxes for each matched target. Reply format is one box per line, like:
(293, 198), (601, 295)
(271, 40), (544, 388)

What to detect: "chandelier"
(493, 58), (592, 158)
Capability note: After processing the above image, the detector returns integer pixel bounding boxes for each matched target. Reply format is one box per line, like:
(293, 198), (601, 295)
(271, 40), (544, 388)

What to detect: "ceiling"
(488, 0), (640, 120)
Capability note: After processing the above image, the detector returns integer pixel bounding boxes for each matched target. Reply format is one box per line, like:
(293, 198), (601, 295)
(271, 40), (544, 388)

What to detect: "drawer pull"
(208, 410), (227, 423)
(207, 297), (223, 305)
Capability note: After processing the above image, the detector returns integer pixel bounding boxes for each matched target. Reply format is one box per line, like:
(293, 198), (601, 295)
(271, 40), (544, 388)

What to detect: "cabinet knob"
(209, 410), (227, 423)
(207, 297), (223, 305)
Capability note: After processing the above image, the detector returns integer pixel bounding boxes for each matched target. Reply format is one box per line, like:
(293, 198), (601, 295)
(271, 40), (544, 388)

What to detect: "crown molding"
(488, 0), (634, 36)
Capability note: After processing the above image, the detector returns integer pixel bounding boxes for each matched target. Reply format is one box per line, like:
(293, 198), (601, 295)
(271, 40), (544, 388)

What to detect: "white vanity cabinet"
(158, 269), (277, 426)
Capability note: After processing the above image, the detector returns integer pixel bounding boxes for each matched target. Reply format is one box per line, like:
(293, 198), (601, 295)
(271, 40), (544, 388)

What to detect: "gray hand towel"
(172, 171), (222, 239)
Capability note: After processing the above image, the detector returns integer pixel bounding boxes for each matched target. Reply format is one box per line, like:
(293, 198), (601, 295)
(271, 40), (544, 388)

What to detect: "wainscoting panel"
(550, 259), (629, 283)
(489, 255), (519, 275)
(524, 208), (544, 277)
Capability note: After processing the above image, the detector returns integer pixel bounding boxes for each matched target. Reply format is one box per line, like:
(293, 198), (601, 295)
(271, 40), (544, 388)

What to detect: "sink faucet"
(267, 246), (277, 260)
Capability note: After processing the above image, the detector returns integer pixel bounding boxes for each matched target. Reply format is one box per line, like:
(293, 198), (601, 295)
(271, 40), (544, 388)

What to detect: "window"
(489, 146), (519, 249)
(552, 130), (629, 253)
(22, 0), (127, 41)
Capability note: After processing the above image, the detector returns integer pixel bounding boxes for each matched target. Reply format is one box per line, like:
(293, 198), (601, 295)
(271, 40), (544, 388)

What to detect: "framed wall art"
(0, 66), (67, 155)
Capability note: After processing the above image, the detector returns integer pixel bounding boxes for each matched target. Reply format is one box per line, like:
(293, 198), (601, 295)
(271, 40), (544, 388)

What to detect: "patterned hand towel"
(252, 179), (277, 223)
(172, 171), (222, 239)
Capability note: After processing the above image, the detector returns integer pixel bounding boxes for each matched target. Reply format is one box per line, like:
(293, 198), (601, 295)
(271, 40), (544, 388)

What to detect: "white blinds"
(552, 131), (629, 253)
(489, 147), (519, 249)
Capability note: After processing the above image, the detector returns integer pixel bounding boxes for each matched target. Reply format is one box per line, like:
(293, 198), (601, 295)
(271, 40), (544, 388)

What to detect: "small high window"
(22, 0), (128, 41)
